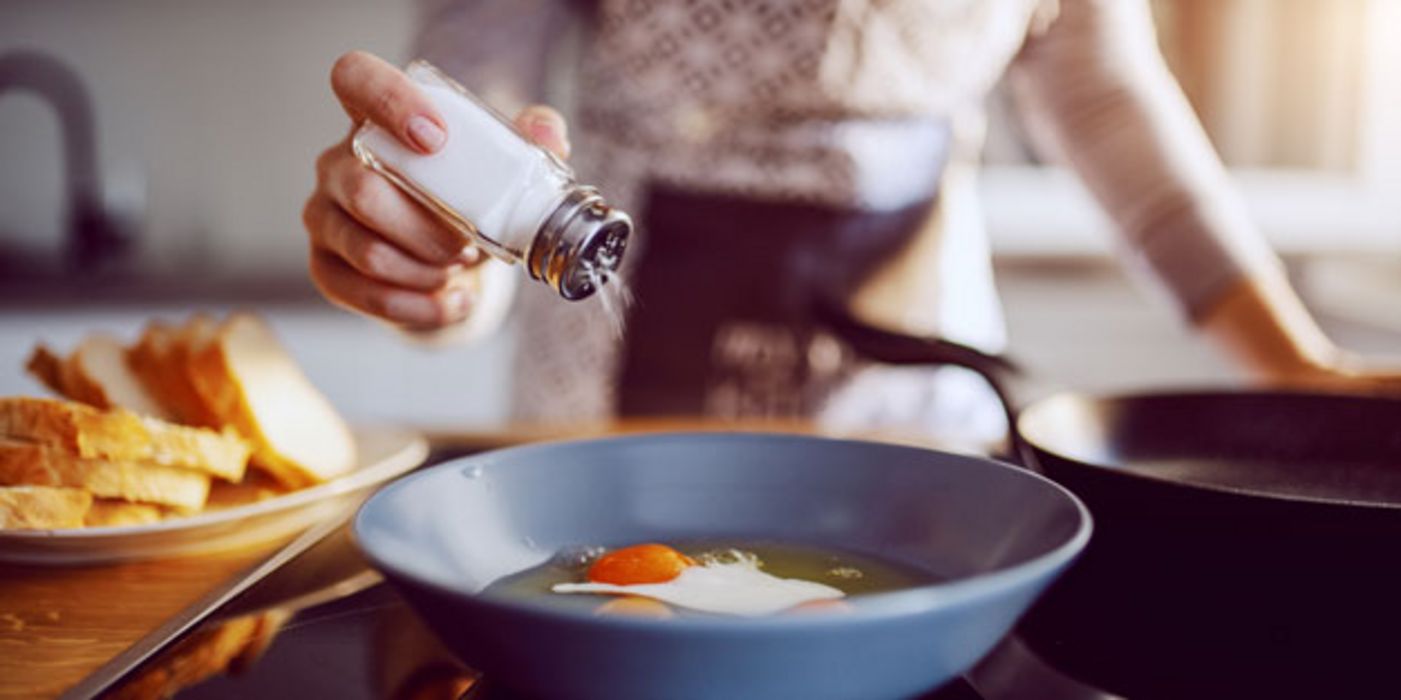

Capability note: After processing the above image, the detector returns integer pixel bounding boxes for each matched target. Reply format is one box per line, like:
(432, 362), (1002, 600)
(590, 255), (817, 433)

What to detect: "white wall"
(0, 303), (518, 429)
(0, 0), (416, 277)
(0, 2), (526, 431)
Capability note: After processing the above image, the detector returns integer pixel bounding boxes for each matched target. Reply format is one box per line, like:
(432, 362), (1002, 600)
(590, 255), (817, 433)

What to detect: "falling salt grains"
(583, 261), (634, 339)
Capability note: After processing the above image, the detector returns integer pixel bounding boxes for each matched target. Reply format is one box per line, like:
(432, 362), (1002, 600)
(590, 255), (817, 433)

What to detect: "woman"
(303, 0), (1398, 442)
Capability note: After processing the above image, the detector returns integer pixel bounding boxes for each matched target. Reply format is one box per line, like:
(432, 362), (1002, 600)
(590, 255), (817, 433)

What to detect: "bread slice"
(205, 471), (285, 511)
(137, 419), (251, 482)
(63, 334), (176, 421)
(0, 397), (250, 482)
(0, 485), (92, 529)
(25, 344), (71, 396)
(129, 320), (223, 428)
(0, 437), (211, 511)
(188, 313), (355, 488)
(128, 320), (211, 425)
(85, 499), (166, 527)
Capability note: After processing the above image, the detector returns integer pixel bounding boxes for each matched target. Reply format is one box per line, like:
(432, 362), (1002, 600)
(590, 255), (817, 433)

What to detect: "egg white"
(551, 560), (845, 617)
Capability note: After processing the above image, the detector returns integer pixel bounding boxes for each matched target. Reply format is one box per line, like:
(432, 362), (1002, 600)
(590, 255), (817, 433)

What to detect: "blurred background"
(1, 0), (1398, 427)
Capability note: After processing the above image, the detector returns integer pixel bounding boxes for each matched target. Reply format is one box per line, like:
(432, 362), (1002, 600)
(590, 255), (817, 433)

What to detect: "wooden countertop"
(0, 539), (294, 700)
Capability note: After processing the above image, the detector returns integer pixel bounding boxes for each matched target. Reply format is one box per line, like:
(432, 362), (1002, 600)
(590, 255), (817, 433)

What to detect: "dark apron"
(616, 186), (938, 419)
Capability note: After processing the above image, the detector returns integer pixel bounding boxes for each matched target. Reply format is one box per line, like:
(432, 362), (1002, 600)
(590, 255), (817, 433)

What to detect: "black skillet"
(820, 305), (1401, 700)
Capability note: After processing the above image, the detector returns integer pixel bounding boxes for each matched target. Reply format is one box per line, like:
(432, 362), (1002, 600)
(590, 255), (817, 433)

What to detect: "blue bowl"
(354, 433), (1090, 700)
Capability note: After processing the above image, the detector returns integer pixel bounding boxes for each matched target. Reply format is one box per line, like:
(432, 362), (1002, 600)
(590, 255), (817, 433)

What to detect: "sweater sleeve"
(1008, 0), (1285, 322)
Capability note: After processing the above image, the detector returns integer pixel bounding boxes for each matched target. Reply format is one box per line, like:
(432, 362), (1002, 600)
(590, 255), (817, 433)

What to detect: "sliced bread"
(0, 437), (211, 511)
(187, 314), (355, 488)
(128, 320), (222, 428)
(0, 397), (250, 482)
(63, 334), (176, 421)
(25, 344), (71, 397)
(0, 485), (93, 529)
(85, 499), (166, 527)
(205, 471), (285, 511)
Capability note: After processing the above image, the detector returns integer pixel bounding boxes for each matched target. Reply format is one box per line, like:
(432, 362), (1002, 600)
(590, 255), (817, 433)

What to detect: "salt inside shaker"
(352, 61), (631, 301)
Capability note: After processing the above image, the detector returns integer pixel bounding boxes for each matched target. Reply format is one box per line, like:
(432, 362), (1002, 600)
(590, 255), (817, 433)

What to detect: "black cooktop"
(98, 447), (1122, 700)
(173, 583), (1000, 700)
(120, 577), (1119, 700)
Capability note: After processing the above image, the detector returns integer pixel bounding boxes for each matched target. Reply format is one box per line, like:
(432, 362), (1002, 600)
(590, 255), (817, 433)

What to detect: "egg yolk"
(587, 543), (696, 585)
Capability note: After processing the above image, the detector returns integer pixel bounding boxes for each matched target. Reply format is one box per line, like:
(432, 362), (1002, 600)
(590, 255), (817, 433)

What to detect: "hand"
(303, 50), (570, 330)
(1299, 350), (1401, 396)
(1202, 273), (1401, 395)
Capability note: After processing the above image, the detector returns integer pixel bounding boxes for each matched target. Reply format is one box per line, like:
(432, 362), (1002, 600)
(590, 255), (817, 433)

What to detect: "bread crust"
(129, 321), (223, 428)
(24, 345), (70, 396)
(0, 438), (211, 511)
(0, 397), (249, 482)
(67, 334), (176, 420)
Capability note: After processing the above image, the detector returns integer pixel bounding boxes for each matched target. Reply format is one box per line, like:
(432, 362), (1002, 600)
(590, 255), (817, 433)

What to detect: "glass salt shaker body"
(351, 61), (631, 300)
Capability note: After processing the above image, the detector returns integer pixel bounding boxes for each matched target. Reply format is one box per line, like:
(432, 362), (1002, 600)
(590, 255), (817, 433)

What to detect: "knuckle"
(359, 241), (397, 278)
(314, 146), (339, 182)
(308, 255), (334, 296)
(361, 289), (390, 318)
(373, 88), (406, 122)
(422, 240), (460, 266)
(301, 198), (319, 232)
(344, 172), (383, 219)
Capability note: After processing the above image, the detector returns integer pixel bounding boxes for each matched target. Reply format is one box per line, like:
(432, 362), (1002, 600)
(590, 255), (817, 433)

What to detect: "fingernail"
(445, 287), (472, 319)
(457, 246), (481, 265)
(407, 115), (447, 153)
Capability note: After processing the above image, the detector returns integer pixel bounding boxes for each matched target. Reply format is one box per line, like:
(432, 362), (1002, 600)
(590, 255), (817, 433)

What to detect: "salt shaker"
(352, 61), (631, 301)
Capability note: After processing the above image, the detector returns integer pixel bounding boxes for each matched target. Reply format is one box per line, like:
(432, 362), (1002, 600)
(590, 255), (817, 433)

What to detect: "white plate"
(0, 425), (428, 565)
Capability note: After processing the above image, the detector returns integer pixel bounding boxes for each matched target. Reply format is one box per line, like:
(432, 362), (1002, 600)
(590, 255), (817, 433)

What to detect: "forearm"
(1009, 0), (1282, 321)
(1009, 0), (1338, 381)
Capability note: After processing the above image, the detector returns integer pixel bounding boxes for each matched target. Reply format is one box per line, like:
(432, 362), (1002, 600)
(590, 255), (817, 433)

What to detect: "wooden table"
(0, 539), (293, 699)
(0, 421), (957, 699)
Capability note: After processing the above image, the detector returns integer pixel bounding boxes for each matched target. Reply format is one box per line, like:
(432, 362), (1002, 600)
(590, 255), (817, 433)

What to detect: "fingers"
(316, 139), (470, 265)
(513, 105), (571, 159)
(309, 249), (473, 329)
(330, 50), (446, 153)
(303, 194), (460, 292)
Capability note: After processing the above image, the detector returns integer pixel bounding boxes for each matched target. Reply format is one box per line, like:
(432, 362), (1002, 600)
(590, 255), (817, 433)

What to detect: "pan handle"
(815, 302), (1036, 463)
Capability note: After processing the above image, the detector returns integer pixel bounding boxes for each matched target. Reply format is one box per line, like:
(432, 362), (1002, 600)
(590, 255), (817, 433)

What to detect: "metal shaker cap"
(526, 187), (632, 301)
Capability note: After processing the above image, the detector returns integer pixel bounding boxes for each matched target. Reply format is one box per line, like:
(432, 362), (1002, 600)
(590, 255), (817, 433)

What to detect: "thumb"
(514, 105), (571, 160)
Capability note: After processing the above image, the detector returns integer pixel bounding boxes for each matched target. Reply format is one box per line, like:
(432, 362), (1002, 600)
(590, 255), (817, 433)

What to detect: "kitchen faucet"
(0, 49), (128, 273)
